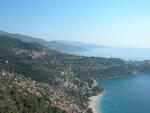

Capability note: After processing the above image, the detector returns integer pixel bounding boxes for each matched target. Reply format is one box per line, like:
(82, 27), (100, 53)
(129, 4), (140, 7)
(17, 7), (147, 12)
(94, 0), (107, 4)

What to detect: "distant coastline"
(89, 79), (105, 113)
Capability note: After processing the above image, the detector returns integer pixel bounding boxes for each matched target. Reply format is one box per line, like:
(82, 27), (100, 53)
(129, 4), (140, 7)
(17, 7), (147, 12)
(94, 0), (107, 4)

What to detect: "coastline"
(89, 91), (105, 113)
(88, 79), (105, 113)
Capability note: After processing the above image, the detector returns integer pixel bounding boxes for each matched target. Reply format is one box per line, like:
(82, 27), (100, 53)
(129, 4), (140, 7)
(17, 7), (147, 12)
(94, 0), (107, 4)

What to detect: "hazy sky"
(1, 0), (150, 47)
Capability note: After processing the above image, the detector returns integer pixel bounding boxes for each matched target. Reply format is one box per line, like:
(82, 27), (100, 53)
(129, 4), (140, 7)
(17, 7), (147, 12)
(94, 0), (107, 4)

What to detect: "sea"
(76, 48), (150, 113)
(75, 48), (150, 61)
(98, 75), (150, 113)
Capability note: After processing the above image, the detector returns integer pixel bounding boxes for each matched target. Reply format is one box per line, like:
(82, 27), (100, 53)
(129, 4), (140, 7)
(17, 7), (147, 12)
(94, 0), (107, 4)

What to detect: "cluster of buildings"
(0, 69), (95, 113)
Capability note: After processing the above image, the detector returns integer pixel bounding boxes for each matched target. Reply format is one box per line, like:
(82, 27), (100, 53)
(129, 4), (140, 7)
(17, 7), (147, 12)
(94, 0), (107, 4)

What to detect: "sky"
(0, 0), (150, 48)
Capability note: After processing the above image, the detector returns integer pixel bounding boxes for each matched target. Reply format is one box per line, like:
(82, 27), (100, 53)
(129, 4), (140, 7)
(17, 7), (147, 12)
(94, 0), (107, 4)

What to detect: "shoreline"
(88, 91), (105, 113)
(88, 79), (105, 113)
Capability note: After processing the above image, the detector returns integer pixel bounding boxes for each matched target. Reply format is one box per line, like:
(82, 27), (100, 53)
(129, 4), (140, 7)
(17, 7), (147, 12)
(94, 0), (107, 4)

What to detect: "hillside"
(0, 35), (136, 82)
(1, 35), (150, 113)
(0, 70), (66, 113)
(0, 30), (106, 53)
(0, 36), (98, 113)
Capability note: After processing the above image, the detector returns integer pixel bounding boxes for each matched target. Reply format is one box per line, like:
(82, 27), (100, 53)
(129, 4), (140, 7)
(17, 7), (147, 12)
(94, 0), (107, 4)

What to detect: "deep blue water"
(75, 48), (150, 61)
(98, 75), (150, 113)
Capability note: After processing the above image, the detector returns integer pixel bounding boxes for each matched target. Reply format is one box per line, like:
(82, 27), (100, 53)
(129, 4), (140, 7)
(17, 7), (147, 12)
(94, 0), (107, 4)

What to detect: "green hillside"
(0, 70), (66, 113)
(1, 35), (150, 113)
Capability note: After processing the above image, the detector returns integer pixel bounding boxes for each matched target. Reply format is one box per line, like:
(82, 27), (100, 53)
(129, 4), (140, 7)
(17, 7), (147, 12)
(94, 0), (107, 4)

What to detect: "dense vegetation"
(0, 72), (66, 113)
(1, 35), (150, 82)
(1, 35), (150, 113)
(0, 36), (59, 82)
(0, 36), (137, 83)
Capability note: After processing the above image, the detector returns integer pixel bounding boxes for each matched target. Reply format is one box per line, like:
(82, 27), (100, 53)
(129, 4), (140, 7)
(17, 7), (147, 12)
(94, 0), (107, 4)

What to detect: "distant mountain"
(0, 30), (107, 53)
(56, 40), (107, 49)
(2, 35), (150, 113)
(46, 41), (88, 52)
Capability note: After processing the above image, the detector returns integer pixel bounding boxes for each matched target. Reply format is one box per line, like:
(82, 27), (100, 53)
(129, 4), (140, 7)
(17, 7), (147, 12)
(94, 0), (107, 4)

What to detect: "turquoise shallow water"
(98, 75), (150, 113)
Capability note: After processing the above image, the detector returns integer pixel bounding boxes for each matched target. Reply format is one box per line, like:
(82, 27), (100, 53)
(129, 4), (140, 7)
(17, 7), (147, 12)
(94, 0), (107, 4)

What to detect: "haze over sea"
(76, 48), (150, 61)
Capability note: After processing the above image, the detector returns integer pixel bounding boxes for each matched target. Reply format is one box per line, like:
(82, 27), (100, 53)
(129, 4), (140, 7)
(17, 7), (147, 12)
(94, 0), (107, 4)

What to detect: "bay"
(98, 75), (150, 113)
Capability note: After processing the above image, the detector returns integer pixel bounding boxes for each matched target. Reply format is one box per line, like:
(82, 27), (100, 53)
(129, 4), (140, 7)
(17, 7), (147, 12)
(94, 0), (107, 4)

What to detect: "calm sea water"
(98, 75), (150, 113)
(77, 47), (150, 113)
(75, 48), (150, 61)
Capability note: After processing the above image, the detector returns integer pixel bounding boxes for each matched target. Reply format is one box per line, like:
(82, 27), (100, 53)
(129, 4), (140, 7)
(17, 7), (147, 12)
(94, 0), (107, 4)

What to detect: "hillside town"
(0, 69), (98, 113)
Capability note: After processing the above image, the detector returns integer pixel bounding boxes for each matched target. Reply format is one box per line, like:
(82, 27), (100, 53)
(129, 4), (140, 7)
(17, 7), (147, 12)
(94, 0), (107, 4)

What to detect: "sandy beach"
(89, 91), (105, 113)
(89, 79), (105, 113)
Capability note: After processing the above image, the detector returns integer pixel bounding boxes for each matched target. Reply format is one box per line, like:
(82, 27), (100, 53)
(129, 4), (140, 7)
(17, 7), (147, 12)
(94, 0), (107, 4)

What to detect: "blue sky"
(0, 0), (150, 47)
